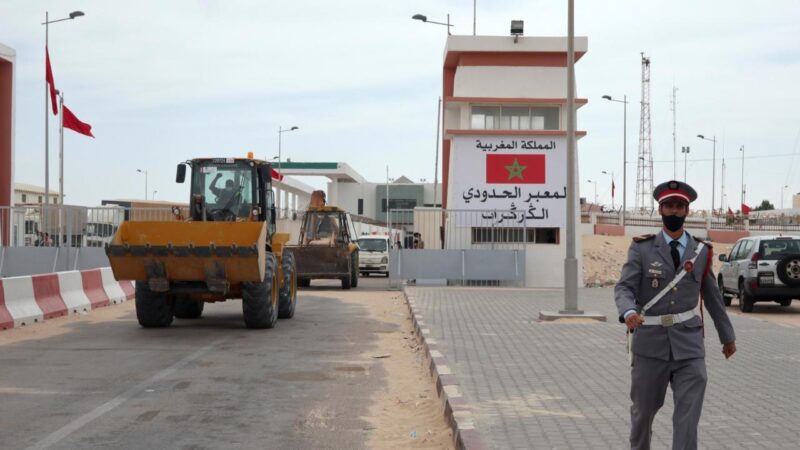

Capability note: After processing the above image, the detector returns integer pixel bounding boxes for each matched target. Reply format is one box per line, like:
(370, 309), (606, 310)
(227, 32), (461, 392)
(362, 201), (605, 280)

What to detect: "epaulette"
(693, 236), (714, 249)
(632, 234), (655, 243)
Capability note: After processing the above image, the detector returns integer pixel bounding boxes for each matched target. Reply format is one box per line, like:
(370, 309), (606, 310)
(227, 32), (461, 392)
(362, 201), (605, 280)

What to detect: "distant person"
(34, 232), (42, 247)
(42, 232), (52, 247)
(395, 238), (402, 249)
(413, 232), (425, 249)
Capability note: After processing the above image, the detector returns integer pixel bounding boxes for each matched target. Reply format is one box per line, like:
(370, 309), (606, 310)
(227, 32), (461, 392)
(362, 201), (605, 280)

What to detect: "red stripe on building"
(81, 269), (110, 308)
(118, 280), (135, 300)
(0, 280), (14, 329)
(486, 154), (546, 184)
(31, 274), (68, 319)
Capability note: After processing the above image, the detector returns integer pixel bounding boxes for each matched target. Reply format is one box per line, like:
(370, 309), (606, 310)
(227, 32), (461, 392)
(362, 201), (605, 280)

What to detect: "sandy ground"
(582, 234), (735, 287)
(358, 289), (454, 449)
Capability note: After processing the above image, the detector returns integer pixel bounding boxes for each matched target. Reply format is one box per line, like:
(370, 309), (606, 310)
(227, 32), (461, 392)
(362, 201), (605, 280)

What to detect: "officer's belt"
(642, 309), (698, 327)
(640, 242), (706, 316)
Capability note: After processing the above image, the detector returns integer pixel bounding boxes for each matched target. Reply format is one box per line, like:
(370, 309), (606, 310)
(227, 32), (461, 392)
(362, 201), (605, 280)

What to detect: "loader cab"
(178, 159), (276, 233)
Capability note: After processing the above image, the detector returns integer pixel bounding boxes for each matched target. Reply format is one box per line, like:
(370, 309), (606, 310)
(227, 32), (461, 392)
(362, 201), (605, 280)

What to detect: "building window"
(471, 105), (560, 130)
(382, 198), (417, 212)
(499, 106), (530, 130)
(470, 227), (559, 244)
(38, 196), (43, 203)
(21, 194), (26, 202)
(53, 197), (58, 204)
(357, 198), (364, 215)
(531, 107), (559, 130)
(470, 106), (500, 129)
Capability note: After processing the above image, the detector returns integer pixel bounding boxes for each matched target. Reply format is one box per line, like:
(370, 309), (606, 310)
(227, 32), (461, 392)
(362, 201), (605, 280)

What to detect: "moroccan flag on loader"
(485, 154), (545, 184)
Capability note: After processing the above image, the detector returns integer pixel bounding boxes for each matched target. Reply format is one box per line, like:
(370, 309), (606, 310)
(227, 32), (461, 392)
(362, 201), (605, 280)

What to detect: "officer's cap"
(652, 180), (697, 205)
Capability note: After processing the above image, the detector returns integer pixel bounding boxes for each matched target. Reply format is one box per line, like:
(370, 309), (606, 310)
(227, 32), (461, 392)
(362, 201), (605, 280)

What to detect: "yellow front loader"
(106, 156), (297, 329)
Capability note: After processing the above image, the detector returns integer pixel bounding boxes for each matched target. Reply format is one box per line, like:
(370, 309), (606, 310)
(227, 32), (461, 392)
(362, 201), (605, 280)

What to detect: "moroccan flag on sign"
(62, 105), (95, 138)
(485, 154), (545, 184)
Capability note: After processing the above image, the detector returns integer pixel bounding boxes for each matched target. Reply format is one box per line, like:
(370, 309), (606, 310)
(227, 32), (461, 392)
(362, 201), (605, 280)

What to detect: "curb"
(403, 288), (485, 450)
(0, 268), (133, 331)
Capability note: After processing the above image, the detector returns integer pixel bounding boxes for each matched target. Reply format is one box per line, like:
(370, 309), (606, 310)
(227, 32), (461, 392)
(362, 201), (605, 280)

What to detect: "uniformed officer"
(615, 180), (737, 450)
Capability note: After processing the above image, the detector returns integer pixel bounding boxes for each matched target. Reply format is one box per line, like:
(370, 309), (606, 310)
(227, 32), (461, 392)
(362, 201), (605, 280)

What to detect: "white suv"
(718, 235), (800, 312)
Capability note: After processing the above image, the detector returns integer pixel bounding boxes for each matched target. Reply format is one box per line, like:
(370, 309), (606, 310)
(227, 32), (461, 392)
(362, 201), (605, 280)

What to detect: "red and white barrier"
(1, 275), (44, 327)
(100, 268), (131, 304)
(57, 271), (92, 314)
(0, 268), (138, 330)
(81, 269), (111, 309)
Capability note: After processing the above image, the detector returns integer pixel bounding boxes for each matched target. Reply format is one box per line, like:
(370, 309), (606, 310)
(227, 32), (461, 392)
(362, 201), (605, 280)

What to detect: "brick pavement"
(406, 286), (800, 450)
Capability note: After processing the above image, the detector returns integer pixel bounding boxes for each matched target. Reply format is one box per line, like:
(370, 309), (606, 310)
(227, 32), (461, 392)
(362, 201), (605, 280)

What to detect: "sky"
(2, 0), (800, 212)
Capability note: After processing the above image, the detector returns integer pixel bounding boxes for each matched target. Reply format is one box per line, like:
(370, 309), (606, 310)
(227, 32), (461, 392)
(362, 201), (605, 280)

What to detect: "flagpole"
(44, 11), (50, 208)
(58, 90), (64, 245)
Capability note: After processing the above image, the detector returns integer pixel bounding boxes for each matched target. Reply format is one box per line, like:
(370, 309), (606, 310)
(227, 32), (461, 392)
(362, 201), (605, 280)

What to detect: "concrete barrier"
(57, 271), (92, 314)
(100, 268), (128, 304)
(31, 273), (69, 320)
(80, 269), (110, 309)
(0, 267), (131, 330)
(0, 280), (14, 329)
(1, 275), (44, 326)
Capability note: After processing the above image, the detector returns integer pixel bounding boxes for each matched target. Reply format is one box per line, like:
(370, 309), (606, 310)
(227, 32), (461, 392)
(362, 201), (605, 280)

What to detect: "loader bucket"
(106, 221), (266, 290)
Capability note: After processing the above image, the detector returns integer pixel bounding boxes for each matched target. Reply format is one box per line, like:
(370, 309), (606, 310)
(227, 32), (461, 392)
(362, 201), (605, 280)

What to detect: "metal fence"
(386, 209), (530, 287)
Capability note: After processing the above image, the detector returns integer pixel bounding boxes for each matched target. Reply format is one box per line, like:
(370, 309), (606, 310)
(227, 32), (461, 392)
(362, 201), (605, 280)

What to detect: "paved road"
(0, 277), (406, 450)
(408, 286), (800, 450)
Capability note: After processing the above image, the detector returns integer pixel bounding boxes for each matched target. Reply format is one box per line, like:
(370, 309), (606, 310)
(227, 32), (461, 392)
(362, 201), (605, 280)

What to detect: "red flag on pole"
(45, 47), (58, 115)
(485, 154), (546, 184)
(612, 180), (616, 198)
(741, 203), (751, 215)
(727, 206), (734, 216)
(271, 168), (284, 181)
(62, 105), (94, 138)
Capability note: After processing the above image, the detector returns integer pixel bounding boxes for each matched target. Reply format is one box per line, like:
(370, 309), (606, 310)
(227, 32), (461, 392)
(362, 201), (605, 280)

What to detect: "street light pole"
(277, 125), (299, 175)
(781, 185), (788, 210)
(587, 179), (598, 205)
(740, 145), (745, 210)
(433, 96), (441, 208)
(42, 10), (85, 208)
(698, 134), (717, 214)
(681, 146), (690, 182)
(601, 170), (614, 210)
(136, 169), (148, 200)
(601, 94), (628, 225)
(412, 13), (454, 34)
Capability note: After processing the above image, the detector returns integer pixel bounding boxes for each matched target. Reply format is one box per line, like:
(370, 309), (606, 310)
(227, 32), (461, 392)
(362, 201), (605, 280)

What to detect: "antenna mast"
(636, 53), (654, 211)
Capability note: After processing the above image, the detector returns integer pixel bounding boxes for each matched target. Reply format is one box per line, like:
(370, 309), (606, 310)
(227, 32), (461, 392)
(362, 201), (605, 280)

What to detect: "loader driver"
(209, 173), (241, 220)
(308, 214), (339, 246)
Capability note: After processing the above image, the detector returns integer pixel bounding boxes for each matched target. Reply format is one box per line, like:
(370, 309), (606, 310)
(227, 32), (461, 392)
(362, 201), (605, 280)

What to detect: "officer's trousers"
(630, 354), (707, 450)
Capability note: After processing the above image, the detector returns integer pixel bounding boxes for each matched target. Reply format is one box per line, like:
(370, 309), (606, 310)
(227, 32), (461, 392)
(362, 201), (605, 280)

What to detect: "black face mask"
(662, 214), (685, 232)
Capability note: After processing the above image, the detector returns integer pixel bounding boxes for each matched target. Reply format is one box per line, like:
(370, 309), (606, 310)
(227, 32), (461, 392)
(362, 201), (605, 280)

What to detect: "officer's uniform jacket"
(614, 231), (736, 361)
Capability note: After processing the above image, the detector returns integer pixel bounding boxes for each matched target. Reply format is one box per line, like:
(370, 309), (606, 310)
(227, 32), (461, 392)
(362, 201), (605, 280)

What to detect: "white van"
(357, 235), (391, 277)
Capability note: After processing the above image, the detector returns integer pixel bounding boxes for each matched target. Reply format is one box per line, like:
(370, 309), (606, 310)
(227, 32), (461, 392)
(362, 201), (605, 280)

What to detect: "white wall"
(454, 66), (571, 98)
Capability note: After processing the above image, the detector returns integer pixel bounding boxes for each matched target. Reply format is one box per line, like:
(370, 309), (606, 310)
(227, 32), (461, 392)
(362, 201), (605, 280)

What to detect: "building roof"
(14, 183), (61, 196)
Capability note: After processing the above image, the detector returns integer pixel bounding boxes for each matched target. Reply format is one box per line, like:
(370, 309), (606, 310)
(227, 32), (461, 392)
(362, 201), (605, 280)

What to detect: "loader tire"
(242, 253), (278, 329)
(173, 295), (204, 319)
(279, 250), (297, 319)
(135, 282), (173, 328)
